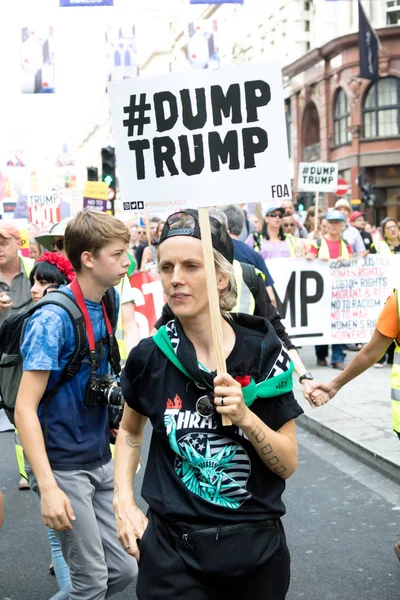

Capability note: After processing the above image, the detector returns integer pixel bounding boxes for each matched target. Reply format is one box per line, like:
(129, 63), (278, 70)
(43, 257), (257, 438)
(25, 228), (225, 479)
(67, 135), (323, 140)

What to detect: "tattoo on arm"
(125, 434), (142, 456)
(250, 428), (287, 474)
(250, 427), (265, 444)
(114, 482), (120, 500)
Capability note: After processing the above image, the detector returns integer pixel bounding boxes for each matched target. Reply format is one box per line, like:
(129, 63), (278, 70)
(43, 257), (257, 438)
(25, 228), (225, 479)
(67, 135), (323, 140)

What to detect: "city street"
(1, 418), (399, 600)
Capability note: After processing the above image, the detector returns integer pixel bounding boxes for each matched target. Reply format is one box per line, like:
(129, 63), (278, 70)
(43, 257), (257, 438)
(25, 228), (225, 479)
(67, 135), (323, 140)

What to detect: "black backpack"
(0, 288), (118, 425)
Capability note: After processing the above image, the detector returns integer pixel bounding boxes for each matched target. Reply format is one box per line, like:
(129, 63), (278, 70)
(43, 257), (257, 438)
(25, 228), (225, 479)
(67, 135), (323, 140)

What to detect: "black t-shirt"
(122, 321), (303, 524)
(360, 230), (373, 251)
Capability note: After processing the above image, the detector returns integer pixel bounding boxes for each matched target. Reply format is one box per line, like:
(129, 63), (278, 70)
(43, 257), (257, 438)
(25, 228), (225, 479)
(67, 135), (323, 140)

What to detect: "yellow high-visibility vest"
(115, 278), (126, 360)
(371, 240), (394, 255)
(311, 237), (349, 260)
(285, 234), (297, 258)
(390, 290), (400, 435)
(233, 260), (255, 314)
(21, 256), (35, 277)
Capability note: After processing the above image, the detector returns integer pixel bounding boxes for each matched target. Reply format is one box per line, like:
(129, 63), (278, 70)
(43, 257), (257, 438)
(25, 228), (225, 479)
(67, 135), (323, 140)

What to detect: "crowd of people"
(0, 199), (399, 599)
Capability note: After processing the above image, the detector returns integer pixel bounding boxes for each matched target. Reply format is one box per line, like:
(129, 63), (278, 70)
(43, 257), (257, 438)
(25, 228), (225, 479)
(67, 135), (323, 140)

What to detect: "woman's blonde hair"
(213, 248), (237, 315)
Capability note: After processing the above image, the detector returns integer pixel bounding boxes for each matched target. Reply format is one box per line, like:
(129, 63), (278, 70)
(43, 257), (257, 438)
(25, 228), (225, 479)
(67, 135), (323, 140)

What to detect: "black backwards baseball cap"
(159, 209), (234, 265)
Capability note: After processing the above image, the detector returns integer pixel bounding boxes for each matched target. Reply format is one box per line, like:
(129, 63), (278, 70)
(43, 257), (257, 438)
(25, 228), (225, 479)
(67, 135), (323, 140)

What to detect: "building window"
(333, 88), (351, 146)
(363, 77), (400, 138)
(387, 0), (400, 24)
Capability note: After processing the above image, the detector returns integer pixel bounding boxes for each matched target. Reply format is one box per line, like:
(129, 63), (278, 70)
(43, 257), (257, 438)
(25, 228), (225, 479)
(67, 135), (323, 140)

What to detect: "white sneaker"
(373, 362), (385, 368)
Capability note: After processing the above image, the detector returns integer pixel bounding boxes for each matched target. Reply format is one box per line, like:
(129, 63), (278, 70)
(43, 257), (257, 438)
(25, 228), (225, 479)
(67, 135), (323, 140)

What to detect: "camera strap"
(71, 279), (115, 381)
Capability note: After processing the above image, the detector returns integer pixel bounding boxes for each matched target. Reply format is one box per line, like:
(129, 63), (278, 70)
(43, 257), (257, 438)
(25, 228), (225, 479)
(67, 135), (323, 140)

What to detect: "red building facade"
(283, 25), (400, 224)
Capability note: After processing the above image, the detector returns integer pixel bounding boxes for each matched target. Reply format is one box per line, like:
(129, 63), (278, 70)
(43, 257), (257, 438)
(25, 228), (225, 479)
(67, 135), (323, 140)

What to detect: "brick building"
(283, 25), (400, 224)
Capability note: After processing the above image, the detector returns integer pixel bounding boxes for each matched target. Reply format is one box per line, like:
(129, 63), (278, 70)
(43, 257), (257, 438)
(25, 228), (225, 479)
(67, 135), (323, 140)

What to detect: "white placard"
(108, 62), (291, 212)
(28, 191), (61, 231)
(298, 162), (338, 192)
(269, 255), (400, 346)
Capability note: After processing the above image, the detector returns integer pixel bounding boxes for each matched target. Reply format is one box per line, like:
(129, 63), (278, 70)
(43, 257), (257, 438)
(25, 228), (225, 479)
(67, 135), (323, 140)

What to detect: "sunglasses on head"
(268, 213), (282, 219)
(52, 239), (64, 251)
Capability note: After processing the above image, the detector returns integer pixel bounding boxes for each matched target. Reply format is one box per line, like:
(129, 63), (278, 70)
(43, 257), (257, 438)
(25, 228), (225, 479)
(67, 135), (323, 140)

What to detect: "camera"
(85, 374), (123, 408)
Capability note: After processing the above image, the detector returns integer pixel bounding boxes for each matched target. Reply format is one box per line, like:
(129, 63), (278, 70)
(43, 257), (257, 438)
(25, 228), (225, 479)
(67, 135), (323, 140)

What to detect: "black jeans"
(137, 510), (291, 600)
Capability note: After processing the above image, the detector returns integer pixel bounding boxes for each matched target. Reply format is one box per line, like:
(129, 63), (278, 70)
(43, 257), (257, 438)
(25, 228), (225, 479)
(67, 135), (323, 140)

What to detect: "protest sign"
(108, 62), (291, 212)
(298, 162), (338, 193)
(129, 270), (165, 339)
(29, 191), (61, 230)
(60, 0), (113, 6)
(110, 62), (291, 425)
(83, 181), (109, 212)
(268, 255), (400, 345)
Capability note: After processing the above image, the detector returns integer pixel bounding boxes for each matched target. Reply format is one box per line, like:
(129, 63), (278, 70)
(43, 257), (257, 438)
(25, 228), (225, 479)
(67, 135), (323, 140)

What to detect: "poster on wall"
(106, 26), (138, 83)
(187, 21), (219, 70)
(21, 26), (55, 94)
(60, 0), (113, 6)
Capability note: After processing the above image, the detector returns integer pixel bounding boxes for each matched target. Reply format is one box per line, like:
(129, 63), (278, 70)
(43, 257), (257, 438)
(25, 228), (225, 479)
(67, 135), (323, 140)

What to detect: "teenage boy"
(15, 211), (137, 600)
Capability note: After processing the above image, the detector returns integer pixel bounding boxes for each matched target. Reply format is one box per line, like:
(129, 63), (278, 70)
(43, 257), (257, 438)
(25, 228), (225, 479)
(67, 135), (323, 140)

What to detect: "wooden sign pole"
(145, 211), (152, 248)
(198, 207), (231, 427)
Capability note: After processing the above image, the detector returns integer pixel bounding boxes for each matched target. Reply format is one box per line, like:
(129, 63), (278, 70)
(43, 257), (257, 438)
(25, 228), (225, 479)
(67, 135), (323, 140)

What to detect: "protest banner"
(129, 270), (165, 339)
(60, 0), (113, 6)
(29, 191), (61, 231)
(298, 163), (338, 193)
(83, 181), (109, 213)
(108, 62), (291, 212)
(109, 62), (291, 424)
(268, 255), (400, 345)
(298, 162), (338, 228)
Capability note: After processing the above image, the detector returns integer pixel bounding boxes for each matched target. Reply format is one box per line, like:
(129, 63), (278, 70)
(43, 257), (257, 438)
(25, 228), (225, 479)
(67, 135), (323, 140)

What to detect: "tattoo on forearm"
(114, 482), (120, 500)
(125, 434), (142, 455)
(250, 427), (265, 444)
(250, 428), (288, 474)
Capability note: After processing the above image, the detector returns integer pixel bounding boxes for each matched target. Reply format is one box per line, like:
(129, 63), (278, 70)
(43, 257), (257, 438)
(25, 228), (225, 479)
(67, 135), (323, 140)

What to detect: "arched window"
(333, 88), (350, 146)
(302, 102), (320, 161)
(363, 77), (400, 138)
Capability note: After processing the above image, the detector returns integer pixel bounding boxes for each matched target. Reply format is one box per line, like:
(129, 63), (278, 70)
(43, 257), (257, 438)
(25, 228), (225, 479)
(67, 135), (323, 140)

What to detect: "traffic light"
(101, 146), (116, 195)
(87, 166), (98, 181)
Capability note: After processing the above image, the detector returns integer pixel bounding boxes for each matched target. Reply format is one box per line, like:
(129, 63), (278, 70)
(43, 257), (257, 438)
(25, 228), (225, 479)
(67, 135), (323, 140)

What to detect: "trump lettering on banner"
(268, 256), (400, 346)
(29, 191), (61, 231)
(108, 62), (291, 212)
(298, 162), (338, 193)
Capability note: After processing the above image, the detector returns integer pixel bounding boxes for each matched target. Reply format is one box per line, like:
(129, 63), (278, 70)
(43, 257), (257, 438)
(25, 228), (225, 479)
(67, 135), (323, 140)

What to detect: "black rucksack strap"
(32, 292), (87, 444)
(102, 287), (121, 376)
(241, 262), (259, 295)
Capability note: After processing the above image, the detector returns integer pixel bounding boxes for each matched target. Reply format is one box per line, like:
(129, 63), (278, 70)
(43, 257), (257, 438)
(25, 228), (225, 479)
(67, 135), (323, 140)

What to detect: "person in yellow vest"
(370, 217), (400, 256)
(308, 289), (400, 560)
(245, 206), (297, 260)
(307, 210), (353, 371)
(0, 222), (35, 487)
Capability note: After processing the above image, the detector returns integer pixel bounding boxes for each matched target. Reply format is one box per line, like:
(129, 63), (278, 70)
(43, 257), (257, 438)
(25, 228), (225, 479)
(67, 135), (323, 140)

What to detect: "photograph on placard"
(187, 20), (220, 70)
(20, 26), (55, 94)
(105, 25), (138, 83)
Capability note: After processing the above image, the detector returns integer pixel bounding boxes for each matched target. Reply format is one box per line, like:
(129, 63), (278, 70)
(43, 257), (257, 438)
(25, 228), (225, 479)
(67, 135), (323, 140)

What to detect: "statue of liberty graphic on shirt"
(164, 414), (251, 509)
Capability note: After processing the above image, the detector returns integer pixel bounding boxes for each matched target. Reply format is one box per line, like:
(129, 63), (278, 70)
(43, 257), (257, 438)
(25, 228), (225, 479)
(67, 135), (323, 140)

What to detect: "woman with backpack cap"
(114, 209), (303, 600)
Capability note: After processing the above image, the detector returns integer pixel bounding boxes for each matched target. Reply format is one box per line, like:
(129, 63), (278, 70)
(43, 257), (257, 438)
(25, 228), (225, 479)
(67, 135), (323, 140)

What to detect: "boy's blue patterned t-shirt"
(21, 285), (119, 470)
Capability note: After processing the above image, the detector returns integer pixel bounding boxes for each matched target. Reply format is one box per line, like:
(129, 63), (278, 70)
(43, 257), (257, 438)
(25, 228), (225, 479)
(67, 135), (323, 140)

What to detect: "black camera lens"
(106, 385), (123, 406)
